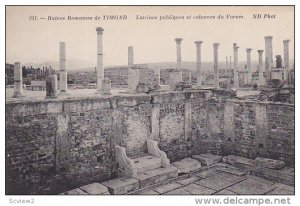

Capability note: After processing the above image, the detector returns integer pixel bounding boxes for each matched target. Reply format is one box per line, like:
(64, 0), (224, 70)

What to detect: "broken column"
(257, 50), (264, 86)
(233, 43), (239, 88)
(13, 62), (24, 98)
(46, 74), (58, 98)
(59, 42), (68, 94)
(246, 48), (252, 84)
(194, 41), (203, 87)
(283, 39), (290, 82)
(96, 27), (104, 92)
(213, 43), (220, 88)
(102, 78), (111, 95)
(175, 38), (183, 82)
(265, 36), (273, 80)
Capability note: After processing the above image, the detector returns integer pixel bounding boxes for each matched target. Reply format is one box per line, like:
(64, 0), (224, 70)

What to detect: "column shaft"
(258, 50), (264, 86)
(195, 41), (203, 87)
(59, 42), (67, 92)
(13, 62), (24, 98)
(213, 43), (220, 88)
(96, 27), (104, 91)
(233, 43), (239, 88)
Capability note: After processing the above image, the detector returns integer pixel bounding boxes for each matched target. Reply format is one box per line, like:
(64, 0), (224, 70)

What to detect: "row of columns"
(12, 29), (292, 97)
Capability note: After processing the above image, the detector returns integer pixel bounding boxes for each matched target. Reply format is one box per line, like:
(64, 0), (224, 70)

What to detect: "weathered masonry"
(5, 89), (294, 194)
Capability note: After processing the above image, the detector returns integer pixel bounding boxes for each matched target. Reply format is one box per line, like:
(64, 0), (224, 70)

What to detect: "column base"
(59, 90), (69, 95)
(12, 94), (25, 98)
(45, 96), (58, 99)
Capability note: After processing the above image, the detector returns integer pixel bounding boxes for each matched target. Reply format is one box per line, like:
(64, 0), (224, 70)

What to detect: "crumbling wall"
(222, 100), (295, 165)
(5, 89), (294, 194)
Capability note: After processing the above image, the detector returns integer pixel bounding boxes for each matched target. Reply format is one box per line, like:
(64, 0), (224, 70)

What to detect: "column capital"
(213, 43), (220, 49)
(175, 38), (183, 44)
(233, 43), (239, 50)
(257, 50), (264, 54)
(246, 48), (252, 53)
(194, 41), (203, 46)
(96, 27), (104, 34)
(283, 39), (290, 44)
(264, 36), (273, 40)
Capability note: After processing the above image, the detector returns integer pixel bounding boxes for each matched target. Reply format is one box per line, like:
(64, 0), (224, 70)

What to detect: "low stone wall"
(5, 89), (294, 194)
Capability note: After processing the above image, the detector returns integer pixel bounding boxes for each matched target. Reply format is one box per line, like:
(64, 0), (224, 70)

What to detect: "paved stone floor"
(138, 167), (294, 195)
(62, 164), (294, 195)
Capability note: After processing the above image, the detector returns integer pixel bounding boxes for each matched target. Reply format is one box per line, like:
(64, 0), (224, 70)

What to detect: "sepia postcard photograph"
(3, 3), (296, 204)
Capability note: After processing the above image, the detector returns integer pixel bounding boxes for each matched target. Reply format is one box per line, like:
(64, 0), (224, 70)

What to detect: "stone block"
(165, 188), (190, 195)
(196, 168), (221, 179)
(195, 172), (246, 191)
(63, 188), (88, 195)
(226, 179), (276, 195)
(132, 154), (162, 173)
(135, 166), (178, 188)
(140, 190), (160, 195)
(223, 155), (256, 170)
(153, 182), (182, 194)
(192, 154), (222, 166)
(176, 176), (201, 186)
(214, 189), (237, 195)
(216, 167), (247, 176)
(102, 177), (140, 195)
(172, 158), (201, 174)
(255, 157), (285, 170)
(183, 183), (216, 195)
(102, 78), (111, 95)
(80, 183), (109, 195)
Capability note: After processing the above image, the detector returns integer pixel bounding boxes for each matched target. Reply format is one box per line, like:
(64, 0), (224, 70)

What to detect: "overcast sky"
(6, 6), (294, 67)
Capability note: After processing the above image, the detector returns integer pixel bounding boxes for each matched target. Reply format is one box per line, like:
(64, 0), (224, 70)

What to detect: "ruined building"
(5, 28), (294, 195)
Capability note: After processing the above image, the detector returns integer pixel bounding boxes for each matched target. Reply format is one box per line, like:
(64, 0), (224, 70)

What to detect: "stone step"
(216, 167), (247, 176)
(80, 183), (110, 195)
(135, 166), (178, 188)
(102, 177), (140, 195)
(192, 154), (222, 166)
(131, 153), (162, 173)
(172, 158), (201, 174)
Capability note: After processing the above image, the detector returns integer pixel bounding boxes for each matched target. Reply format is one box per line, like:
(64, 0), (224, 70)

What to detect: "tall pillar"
(283, 39), (290, 82)
(246, 48), (252, 84)
(265, 36), (273, 80)
(175, 38), (183, 82)
(13, 62), (24, 98)
(213, 43), (220, 88)
(194, 41), (203, 87)
(96, 27), (104, 92)
(233, 43), (239, 88)
(59, 42), (68, 93)
(128, 46), (135, 91)
(258, 50), (264, 86)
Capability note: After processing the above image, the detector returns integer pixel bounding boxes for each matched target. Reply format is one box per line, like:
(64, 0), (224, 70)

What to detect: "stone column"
(213, 43), (220, 88)
(128, 46), (135, 91)
(59, 42), (68, 94)
(233, 43), (239, 88)
(195, 41), (203, 87)
(246, 48), (252, 84)
(46, 74), (58, 98)
(96, 27), (104, 92)
(258, 50), (264, 86)
(175, 38), (183, 82)
(13, 62), (24, 98)
(265, 36), (273, 80)
(283, 39), (290, 82)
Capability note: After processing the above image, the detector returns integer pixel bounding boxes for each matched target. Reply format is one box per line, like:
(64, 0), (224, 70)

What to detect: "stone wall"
(5, 89), (294, 194)
(222, 100), (295, 165)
